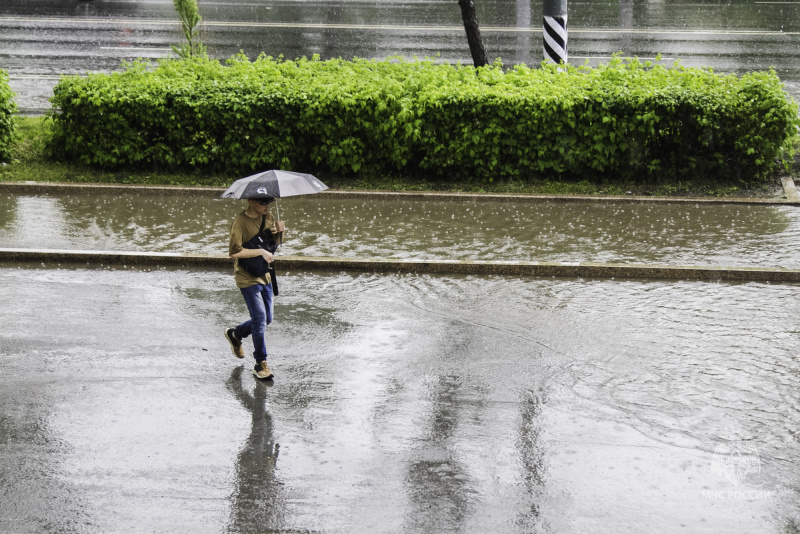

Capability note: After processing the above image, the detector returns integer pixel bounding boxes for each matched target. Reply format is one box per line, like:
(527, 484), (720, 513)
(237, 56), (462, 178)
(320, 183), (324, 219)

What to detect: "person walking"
(224, 197), (286, 379)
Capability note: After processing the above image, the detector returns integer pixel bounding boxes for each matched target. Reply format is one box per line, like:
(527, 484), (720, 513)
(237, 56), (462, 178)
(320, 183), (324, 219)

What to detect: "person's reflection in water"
(226, 366), (286, 532)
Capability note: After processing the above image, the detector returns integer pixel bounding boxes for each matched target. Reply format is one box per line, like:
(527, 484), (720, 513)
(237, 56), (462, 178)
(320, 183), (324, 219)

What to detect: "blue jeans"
(234, 283), (274, 363)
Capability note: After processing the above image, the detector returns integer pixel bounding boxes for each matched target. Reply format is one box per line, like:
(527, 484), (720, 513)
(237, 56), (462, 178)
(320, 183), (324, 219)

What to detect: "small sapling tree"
(172, 0), (207, 59)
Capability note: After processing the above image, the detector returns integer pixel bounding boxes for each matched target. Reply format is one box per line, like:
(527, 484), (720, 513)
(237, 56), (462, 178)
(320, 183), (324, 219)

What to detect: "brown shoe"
(224, 328), (245, 358)
(253, 361), (274, 380)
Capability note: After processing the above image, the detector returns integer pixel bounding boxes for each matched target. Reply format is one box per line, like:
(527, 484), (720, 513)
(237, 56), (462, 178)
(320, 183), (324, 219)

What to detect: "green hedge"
(0, 70), (16, 162)
(48, 55), (799, 182)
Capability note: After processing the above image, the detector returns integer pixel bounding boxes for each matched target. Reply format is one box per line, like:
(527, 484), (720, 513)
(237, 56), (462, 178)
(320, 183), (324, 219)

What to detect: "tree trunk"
(458, 0), (488, 68)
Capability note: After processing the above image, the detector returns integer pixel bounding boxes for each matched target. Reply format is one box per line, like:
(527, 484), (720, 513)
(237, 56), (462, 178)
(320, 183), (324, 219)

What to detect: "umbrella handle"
(275, 201), (281, 249)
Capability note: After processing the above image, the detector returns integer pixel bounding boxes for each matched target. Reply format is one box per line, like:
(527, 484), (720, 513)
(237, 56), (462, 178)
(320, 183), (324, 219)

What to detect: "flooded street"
(2, 0), (800, 111)
(1, 191), (800, 268)
(1, 266), (799, 533)
(1, 188), (800, 532)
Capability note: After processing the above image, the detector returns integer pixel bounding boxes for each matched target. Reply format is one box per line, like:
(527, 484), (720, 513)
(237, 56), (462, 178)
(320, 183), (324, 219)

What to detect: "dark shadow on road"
(515, 392), (546, 530)
(403, 374), (473, 532)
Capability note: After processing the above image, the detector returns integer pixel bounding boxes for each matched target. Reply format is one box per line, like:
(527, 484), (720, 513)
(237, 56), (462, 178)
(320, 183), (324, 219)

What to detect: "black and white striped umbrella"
(221, 169), (328, 200)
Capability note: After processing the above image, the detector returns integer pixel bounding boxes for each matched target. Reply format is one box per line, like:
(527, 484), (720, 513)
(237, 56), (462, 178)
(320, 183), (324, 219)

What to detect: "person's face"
(249, 199), (273, 214)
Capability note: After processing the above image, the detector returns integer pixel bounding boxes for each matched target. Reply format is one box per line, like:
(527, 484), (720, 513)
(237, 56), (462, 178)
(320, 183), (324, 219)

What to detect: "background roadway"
(1, 0), (799, 112)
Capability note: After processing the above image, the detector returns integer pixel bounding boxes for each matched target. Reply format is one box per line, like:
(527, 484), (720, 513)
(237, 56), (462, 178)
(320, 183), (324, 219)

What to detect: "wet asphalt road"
(2, 0), (800, 111)
(1, 265), (799, 533)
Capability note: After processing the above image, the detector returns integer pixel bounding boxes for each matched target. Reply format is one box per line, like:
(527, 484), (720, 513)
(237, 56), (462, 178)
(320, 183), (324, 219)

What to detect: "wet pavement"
(1, 187), (800, 532)
(1, 265), (799, 533)
(2, 0), (800, 111)
(1, 190), (799, 268)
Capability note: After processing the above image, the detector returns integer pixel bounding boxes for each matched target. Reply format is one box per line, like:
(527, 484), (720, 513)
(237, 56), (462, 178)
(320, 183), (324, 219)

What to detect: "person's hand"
(276, 221), (286, 233)
(261, 250), (274, 263)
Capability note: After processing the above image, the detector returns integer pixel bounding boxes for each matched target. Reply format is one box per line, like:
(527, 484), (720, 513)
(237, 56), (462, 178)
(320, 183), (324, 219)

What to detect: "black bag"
(239, 215), (279, 296)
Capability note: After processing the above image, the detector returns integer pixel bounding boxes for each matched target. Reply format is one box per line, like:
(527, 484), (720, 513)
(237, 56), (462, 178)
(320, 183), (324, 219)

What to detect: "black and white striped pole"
(543, 0), (568, 65)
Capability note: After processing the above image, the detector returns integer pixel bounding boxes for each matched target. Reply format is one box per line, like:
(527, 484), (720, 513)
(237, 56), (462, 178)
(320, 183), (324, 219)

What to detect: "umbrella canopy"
(221, 169), (328, 200)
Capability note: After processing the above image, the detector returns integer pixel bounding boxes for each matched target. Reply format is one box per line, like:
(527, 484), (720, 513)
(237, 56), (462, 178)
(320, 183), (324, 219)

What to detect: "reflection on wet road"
(0, 267), (798, 532)
(227, 366), (285, 532)
(2, 192), (799, 268)
(2, 0), (800, 111)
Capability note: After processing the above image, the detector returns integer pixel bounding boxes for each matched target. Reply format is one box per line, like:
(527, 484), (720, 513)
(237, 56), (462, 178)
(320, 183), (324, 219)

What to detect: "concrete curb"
(781, 177), (800, 202)
(2, 248), (799, 283)
(2, 182), (798, 206)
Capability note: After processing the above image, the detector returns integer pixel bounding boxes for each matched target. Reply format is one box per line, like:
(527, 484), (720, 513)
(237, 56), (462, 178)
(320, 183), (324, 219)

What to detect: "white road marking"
(0, 16), (798, 36)
(570, 56), (675, 61)
(8, 74), (67, 80)
(100, 46), (172, 51)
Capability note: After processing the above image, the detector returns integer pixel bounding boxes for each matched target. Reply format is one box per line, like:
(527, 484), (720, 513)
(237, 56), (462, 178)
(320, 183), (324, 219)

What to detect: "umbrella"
(222, 169), (328, 222)
(221, 169), (328, 201)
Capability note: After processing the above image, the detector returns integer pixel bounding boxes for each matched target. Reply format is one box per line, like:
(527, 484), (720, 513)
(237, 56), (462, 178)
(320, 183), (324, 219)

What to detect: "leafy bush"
(0, 69), (17, 162)
(48, 55), (799, 183)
